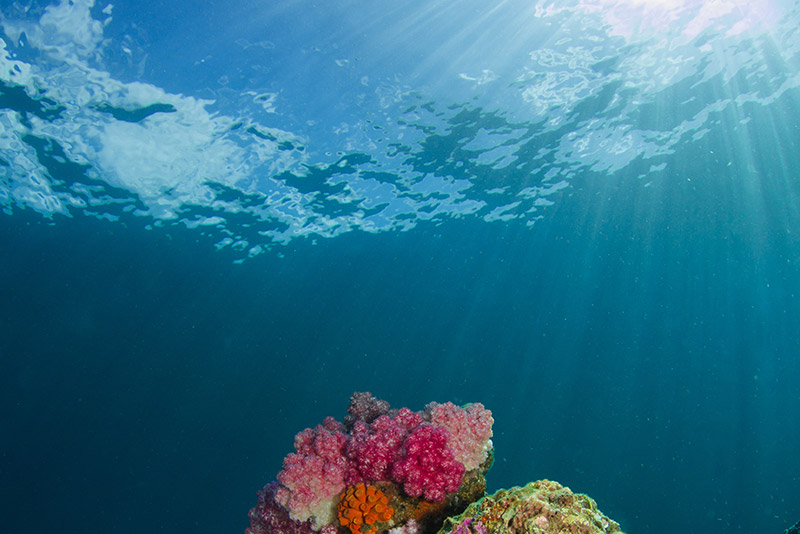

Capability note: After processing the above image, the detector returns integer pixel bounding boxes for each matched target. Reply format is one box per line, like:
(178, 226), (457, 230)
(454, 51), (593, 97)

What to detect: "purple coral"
(344, 391), (392, 428)
(391, 425), (465, 501)
(246, 482), (315, 534)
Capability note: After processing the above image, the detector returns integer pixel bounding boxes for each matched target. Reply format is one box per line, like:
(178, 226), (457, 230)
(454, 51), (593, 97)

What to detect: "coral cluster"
(246, 393), (495, 534)
(337, 483), (394, 534)
(436, 480), (624, 534)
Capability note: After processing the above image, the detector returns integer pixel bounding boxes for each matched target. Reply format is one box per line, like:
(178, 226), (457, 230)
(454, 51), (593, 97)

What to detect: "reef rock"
(436, 480), (623, 534)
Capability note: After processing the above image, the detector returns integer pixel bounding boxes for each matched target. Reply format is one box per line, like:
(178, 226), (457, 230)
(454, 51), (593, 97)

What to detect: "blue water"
(2, 1), (800, 533)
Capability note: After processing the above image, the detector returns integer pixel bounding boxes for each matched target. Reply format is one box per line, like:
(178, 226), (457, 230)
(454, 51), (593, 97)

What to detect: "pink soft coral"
(275, 417), (349, 528)
(391, 425), (465, 501)
(426, 402), (493, 471)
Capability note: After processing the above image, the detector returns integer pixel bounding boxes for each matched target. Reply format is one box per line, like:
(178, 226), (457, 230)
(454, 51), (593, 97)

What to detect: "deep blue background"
(2, 89), (800, 533)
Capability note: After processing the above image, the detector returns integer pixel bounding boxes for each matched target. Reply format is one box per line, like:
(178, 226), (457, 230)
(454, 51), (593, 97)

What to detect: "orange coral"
(337, 483), (394, 534)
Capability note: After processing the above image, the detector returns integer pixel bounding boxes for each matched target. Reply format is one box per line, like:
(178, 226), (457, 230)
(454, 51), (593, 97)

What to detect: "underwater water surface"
(1, 0), (800, 533)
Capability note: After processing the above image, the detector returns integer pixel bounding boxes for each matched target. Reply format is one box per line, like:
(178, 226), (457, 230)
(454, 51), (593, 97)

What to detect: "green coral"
(437, 480), (623, 534)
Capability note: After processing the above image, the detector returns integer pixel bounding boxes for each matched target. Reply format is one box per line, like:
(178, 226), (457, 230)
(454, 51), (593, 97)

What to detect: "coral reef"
(436, 480), (623, 534)
(246, 392), (495, 534)
(245, 394), (625, 534)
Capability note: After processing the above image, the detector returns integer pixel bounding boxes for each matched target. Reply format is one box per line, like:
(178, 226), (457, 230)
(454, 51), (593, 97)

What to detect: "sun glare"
(570, 0), (782, 41)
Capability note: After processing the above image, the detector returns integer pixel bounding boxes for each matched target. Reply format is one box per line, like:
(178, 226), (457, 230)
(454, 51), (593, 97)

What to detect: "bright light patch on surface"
(565, 0), (784, 40)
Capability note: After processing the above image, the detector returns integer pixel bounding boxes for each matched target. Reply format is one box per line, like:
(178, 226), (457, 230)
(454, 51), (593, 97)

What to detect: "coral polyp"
(337, 483), (394, 534)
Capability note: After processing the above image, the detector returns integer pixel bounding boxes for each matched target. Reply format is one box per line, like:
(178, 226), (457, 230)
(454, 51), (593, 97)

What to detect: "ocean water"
(2, 0), (800, 533)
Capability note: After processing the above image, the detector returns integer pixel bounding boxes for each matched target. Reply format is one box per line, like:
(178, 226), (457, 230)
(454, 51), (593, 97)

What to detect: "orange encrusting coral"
(337, 483), (394, 534)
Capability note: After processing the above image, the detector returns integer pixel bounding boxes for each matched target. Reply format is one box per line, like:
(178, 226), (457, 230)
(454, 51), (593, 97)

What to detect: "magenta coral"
(345, 407), (423, 484)
(426, 402), (494, 471)
(275, 418), (349, 528)
(391, 425), (465, 501)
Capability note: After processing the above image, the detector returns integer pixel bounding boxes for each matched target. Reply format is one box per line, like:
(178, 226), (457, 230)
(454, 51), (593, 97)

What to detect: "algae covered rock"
(436, 480), (623, 534)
